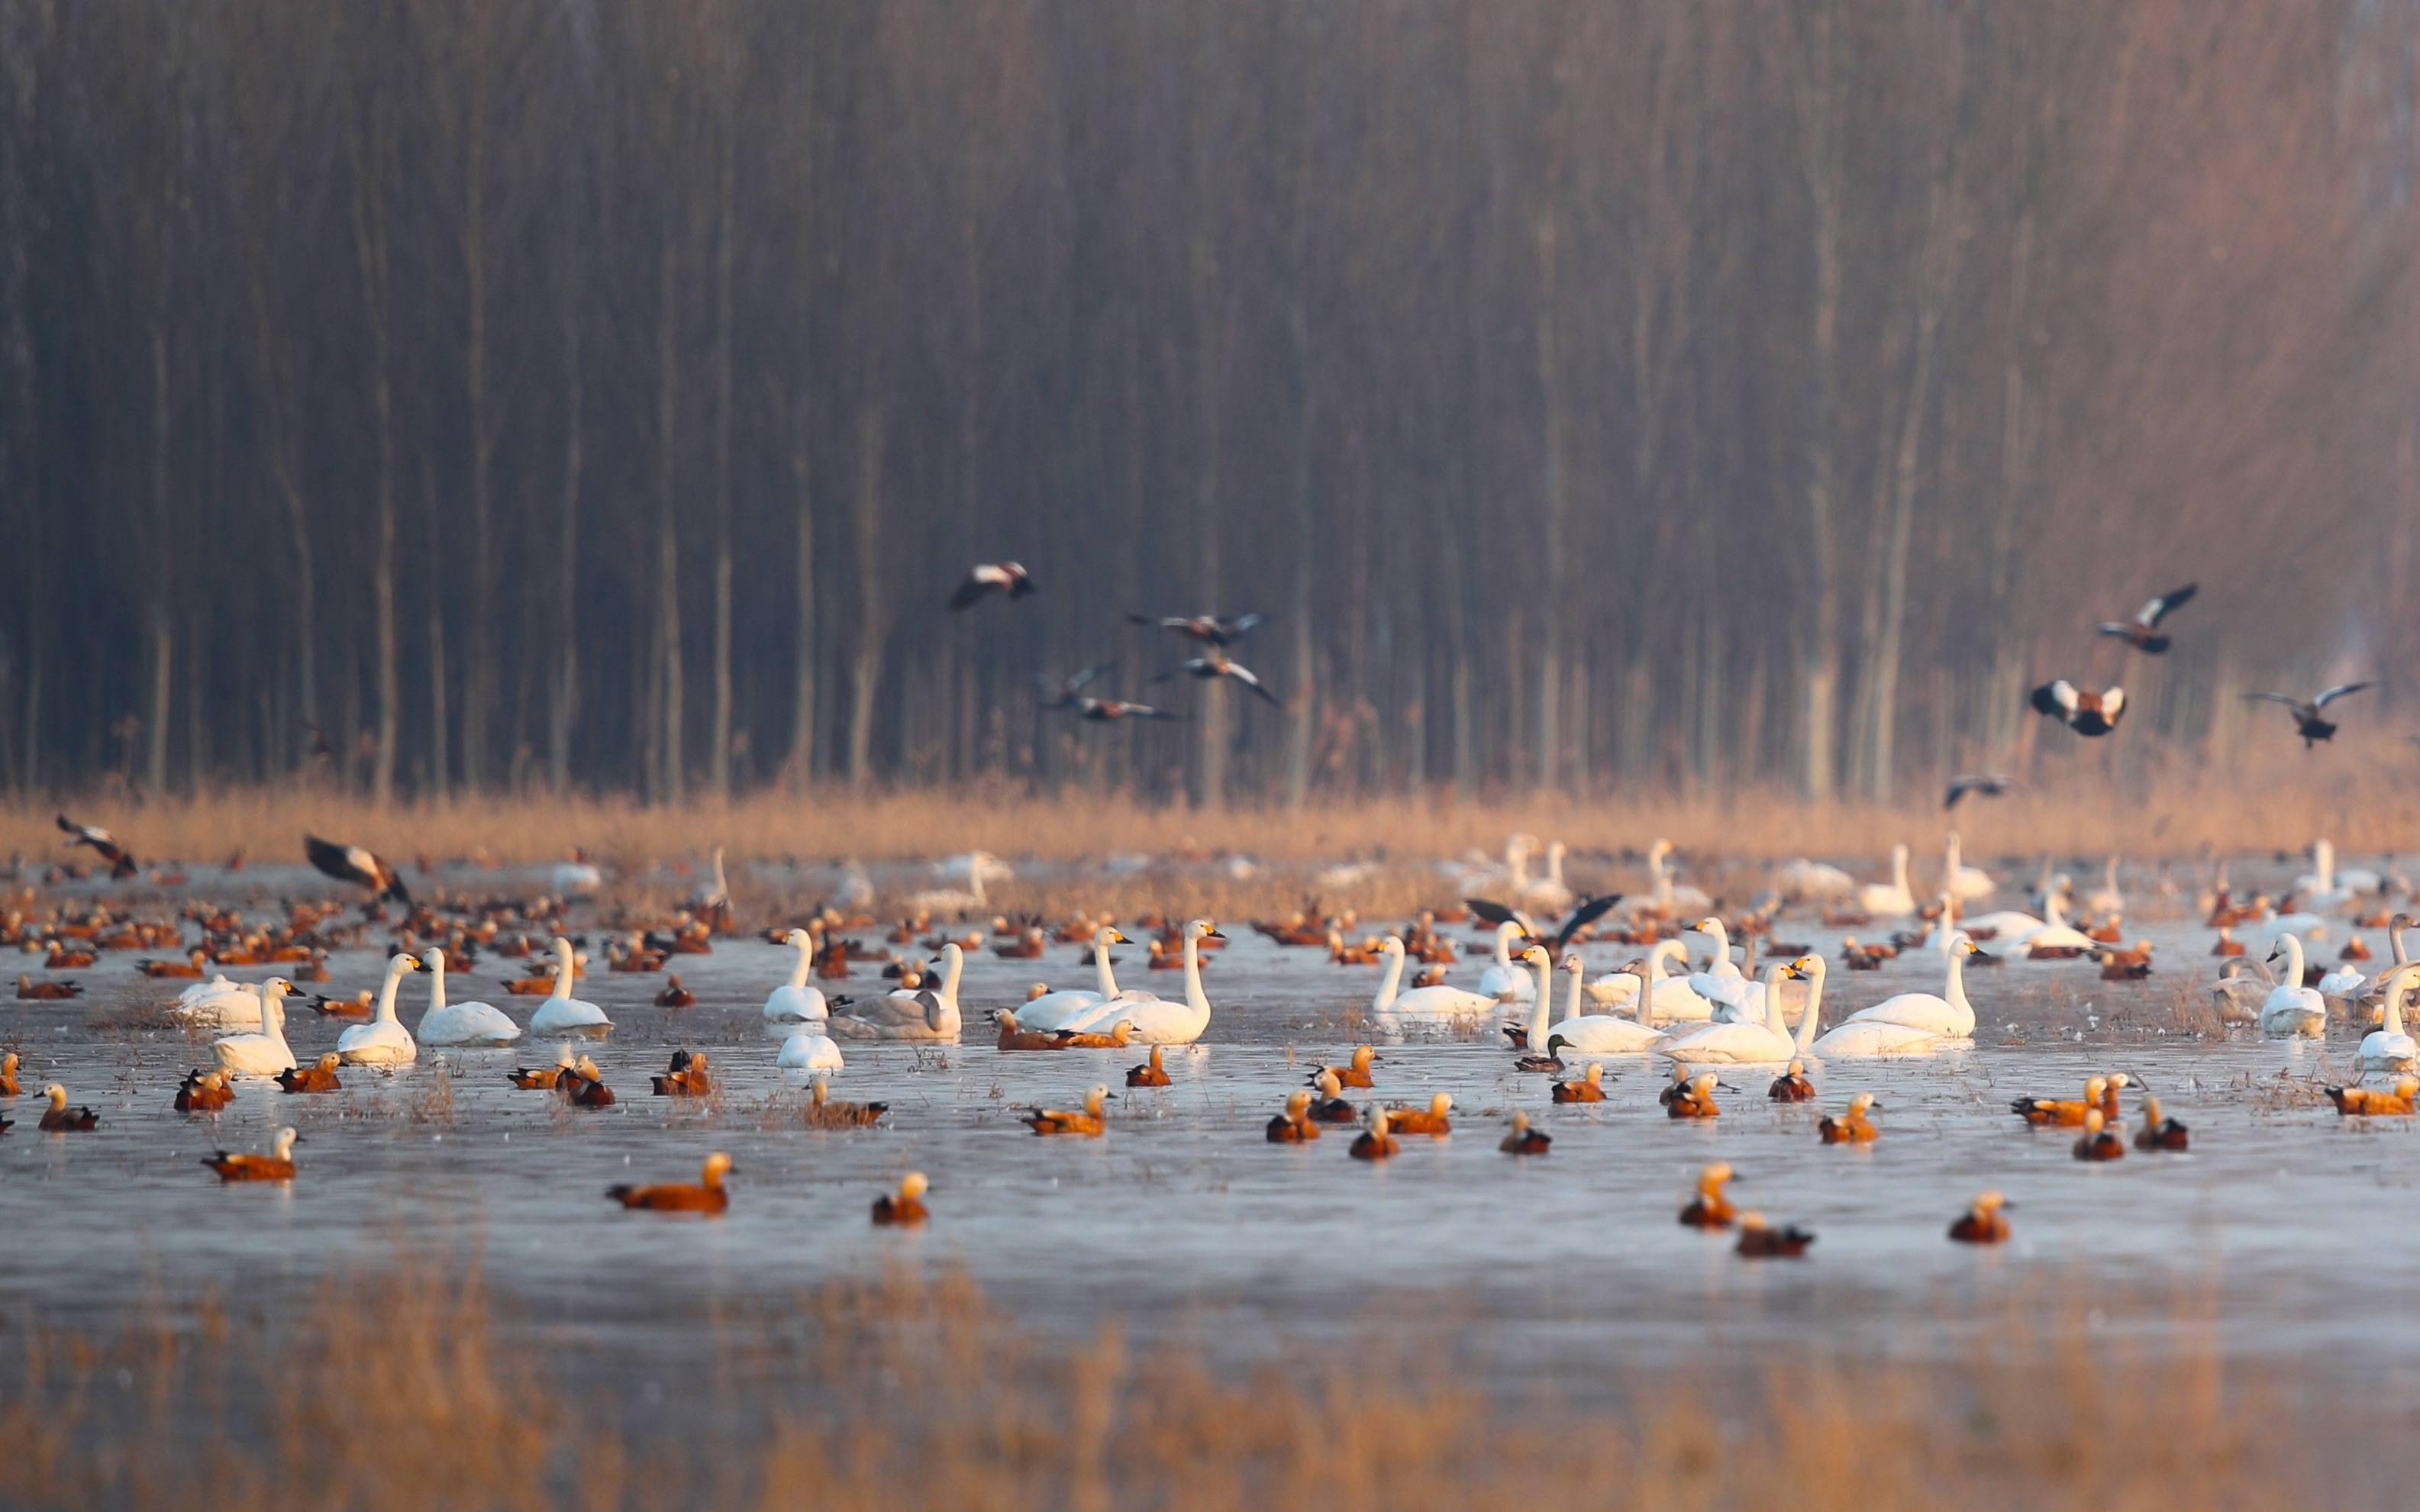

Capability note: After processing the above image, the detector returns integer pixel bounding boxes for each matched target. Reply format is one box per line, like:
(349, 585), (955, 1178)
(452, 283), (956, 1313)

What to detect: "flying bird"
(1035, 662), (1115, 709)
(55, 814), (137, 879)
(948, 561), (1034, 610)
(2244, 682), (2379, 746)
(1942, 774), (2013, 811)
(2028, 680), (2126, 737)
(1466, 893), (1622, 954)
(1151, 652), (1281, 707)
(304, 833), (411, 903)
(304, 725), (337, 763)
(1062, 698), (1182, 723)
(2096, 584), (2198, 654)
(1128, 612), (1267, 646)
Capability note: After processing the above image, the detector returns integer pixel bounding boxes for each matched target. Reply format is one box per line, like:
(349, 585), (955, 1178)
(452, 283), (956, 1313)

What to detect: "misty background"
(0, 0), (2412, 810)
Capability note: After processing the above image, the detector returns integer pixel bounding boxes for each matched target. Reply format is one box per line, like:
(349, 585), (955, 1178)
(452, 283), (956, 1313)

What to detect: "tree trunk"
(654, 221), (683, 806)
(847, 401), (886, 788)
(548, 244), (582, 794)
(351, 99), (399, 807)
(146, 320), (171, 793)
(708, 91), (736, 799)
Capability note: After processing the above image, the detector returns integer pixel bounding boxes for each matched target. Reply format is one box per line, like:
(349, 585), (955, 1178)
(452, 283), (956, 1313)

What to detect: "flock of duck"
(8, 821), (2416, 1253)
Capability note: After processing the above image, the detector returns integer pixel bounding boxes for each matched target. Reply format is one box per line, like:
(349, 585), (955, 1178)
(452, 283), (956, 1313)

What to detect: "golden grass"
(0, 1261), (2399, 1509)
(12, 748), (2420, 875)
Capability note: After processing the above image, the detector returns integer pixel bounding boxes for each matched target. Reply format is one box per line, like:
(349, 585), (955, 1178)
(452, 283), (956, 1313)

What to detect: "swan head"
(1188, 919), (1224, 941)
(1101, 927), (1131, 945)
(1786, 954), (1825, 980)
(1950, 933), (1978, 956)
(422, 947), (447, 974)
(898, 1171), (930, 1201)
(785, 927), (813, 949)
(1518, 944), (1551, 969)
(1560, 952), (1583, 975)
(1379, 934), (1407, 958)
(702, 1152), (734, 1188)
(260, 976), (295, 1001)
(1690, 916), (1725, 938)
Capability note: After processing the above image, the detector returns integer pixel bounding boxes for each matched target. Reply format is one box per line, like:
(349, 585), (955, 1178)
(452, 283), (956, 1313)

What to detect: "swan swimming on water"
(337, 953), (422, 1065)
(417, 948), (522, 1047)
(528, 937), (613, 1037)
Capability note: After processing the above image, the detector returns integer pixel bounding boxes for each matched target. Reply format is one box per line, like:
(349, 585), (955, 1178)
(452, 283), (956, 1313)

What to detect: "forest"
(0, 0), (2412, 810)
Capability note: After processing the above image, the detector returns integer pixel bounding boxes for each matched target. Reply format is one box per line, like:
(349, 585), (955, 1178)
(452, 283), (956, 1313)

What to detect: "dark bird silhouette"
(2028, 680), (2126, 737)
(2096, 583), (2197, 654)
(1466, 893), (1621, 955)
(304, 833), (411, 903)
(1152, 652), (1281, 707)
(55, 814), (137, 879)
(1064, 698), (1180, 723)
(305, 724), (337, 763)
(948, 561), (1034, 609)
(1128, 611), (1267, 646)
(2244, 682), (2378, 746)
(1034, 662), (1115, 709)
(1942, 774), (2012, 811)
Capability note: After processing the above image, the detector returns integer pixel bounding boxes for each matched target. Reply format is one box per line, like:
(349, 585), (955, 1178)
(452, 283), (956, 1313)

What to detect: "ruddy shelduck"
(1349, 1105), (1399, 1161)
(1126, 1045), (1173, 1088)
(1266, 1089), (1321, 1143)
(1679, 1162), (1737, 1228)
(1022, 1085), (1112, 1136)
(1499, 1109), (1551, 1156)
(1817, 1091), (1881, 1145)
(1734, 1212), (1815, 1258)
(870, 1172), (930, 1226)
(1948, 1191), (2012, 1244)
(1550, 1061), (1608, 1104)
(204, 1126), (300, 1182)
(608, 1152), (733, 1214)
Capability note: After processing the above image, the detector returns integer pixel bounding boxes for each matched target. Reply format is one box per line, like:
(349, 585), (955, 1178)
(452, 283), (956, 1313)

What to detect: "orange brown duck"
(650, 1049), (715, 1097)
(203, 1126), (301, 1182)
(1767, 1059), (1817, 1102)
(2071, 1110), (2127, 1161)
(1499, 1109), (1552, 1156)
(16, 975), (80, 1001)
(2327, 1075), (2419, 1117)
(1383, 1092), (1453, 1136)
(275, 1053), (344, 1095)
(174, 1069), (234, 1113)
(1307, 1070), (1357, 1124)
(1021, 1085), (1112, 1137)
(653, 975), (696, 1009)
(2133, 1096), (2189, 1151)
(1348, 1106), (1399, 1162)
(607, 1152), (733, 1215)
(1126, 1045), (1173, 1088)
(0, 1051), (18, 1097)
(1678, 1163), (1738, 1228)
(1948, 1191), (2012, 1244)
(807, 1080), (890, 1129)
(1266, 1089), (1321, 1143)
(37, 1084), (99, 1131)
(1734, 1213), (1815, 1258)
(870, 1172), (930, 1226)
(1309, 1046), (1379, 1090)
(139, 949), (208, 979)
(558, 1055), (617, 1107)
(509, 1049), (576, 1090)
(1667, 1073), (1723, 1120)
(2011, 1074), (2128, 1128)
(1551, 1062), (1608, 1104)
(1817, 1091), (1881, 1144)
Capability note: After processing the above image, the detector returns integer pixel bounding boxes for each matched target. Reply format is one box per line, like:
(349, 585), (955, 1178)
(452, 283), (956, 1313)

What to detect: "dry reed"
(0, 1262), (2396, 1510)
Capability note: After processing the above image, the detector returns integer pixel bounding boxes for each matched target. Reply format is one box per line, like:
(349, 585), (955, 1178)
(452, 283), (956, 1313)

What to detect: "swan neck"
(429, 954), (447, 1013)
(1182, 933), (1211, 1015)
(790, 939), (813, 990)
(376, 960), (406, 1024)
(1493, 924), (1518, 969)
(1373, 945), (1405, 1013)
(2281, 934), (2305, 989)
(1794, 964), (1825, 1050)
(1095, 935), (1121, 998)
(551, 940), (575, 999)
(1762, 964), (1789, 1039)
(1529, 956), (1554, 1040)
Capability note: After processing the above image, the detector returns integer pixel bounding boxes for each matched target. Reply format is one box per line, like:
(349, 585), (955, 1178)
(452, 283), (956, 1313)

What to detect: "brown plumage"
(140, 949), (208, 978)
(1678, 1163), (1738, 1228)
(1348, 1106), (1399, 1161)
(1309, 1046), (1379, 1089)
(312, 990), (375, 1020)
(1054, 1020), (1136, 1050)
(37, 1085), (98, 1131)
(2133, 1095), (2189, 1151)
(1656, 1065), (1692, 1106)
(1550, 1061), (1608, 1104)
(2071, 1110), (2126, 1161)
(0, 1051), (19, 1098)
(993, 1010), (1072, 1052)
(1022, 1085), (1112, 1136)
(1948, 1191), (2012, 1244)
(509, 1050), (575, 1090)
(204, 1127), (300, 1182)
(558, 1056), (616, 1107)
(1383, 1092), (1453, 1136)
(2327, 1075), (2419, 1117)
(16, 975), (81, 1000)
(1767, 1059), (1816, 1102)
(1307, 1069), (1357, 1124)
(807, 1079), (890, 1128)
(1734, 1213), (1815, 1258)
(870, 1172), (930, 1226)
(1126, 1044), (1173, 1088)
(1667, 1074), (1722, 1120)
(650, 1049), (715, 1098)
(1817, 1091), (1880, 1145)
(2011, 1075), (2112, 1128)
(275, 1053), (344, 1095)
(1498, 1109), (1551, 1156)
(607, 1152), (733, 1214)
(174, 1069), (233, 1113)
(1266, 1089), (1321, 1143)
(653, 975), (696, 1009)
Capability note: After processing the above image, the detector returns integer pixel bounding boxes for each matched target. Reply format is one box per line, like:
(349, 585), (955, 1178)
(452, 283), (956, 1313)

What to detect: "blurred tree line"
(0, 0), (2412, 808)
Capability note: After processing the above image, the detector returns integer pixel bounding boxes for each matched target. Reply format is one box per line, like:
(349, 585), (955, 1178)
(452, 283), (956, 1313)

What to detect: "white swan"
(763, 927), (831, 1024)
(829, 942), (964, 1040)
(1961, 903), (2046, 941)
(1659, 962), (1818, 1065)
(528, 937), (612, 1036)
(1017, 928), (1144, 1031)
(2356, 963), (2420, 1073)
(1544, 956), (1667, 1057)
(2015, 895), (2096, 957)
(1685, 917), (1747, 1007)
(1370, 936), (1499, 1020)
(336, 953), (422, 1065)
(1943, 833), (1995, 901)
(1062, 921), (1220, 1043)
(2084, 857), (2125, 917)
(417, 947), (523, 1046)
(906, 855), (994, 917)
(2211, 956), (2273, 1026)
(1635, 938), (1721, 1024)
(776, 1023), (845, 1072)
(1519, 840), (1574, 913)
(2241, 905), (2327, 949)
(173, 975), (267, 1028)
(1474, 922), (1536, 1003)
(2258, 935), (2327, 1039)
(1618, 839), (1710, 918)
(1773, 856), (1857, 901)
(211, 978), (300, 1077)
(1844, 933), (1979, 1036)
(2315, 953), (2370, 1001)
(1857, 844), (1916, 918)
(1806, 956), (1954, 1058)
(552, 849), (604, 898)
(2297, 838), (2380, 905)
